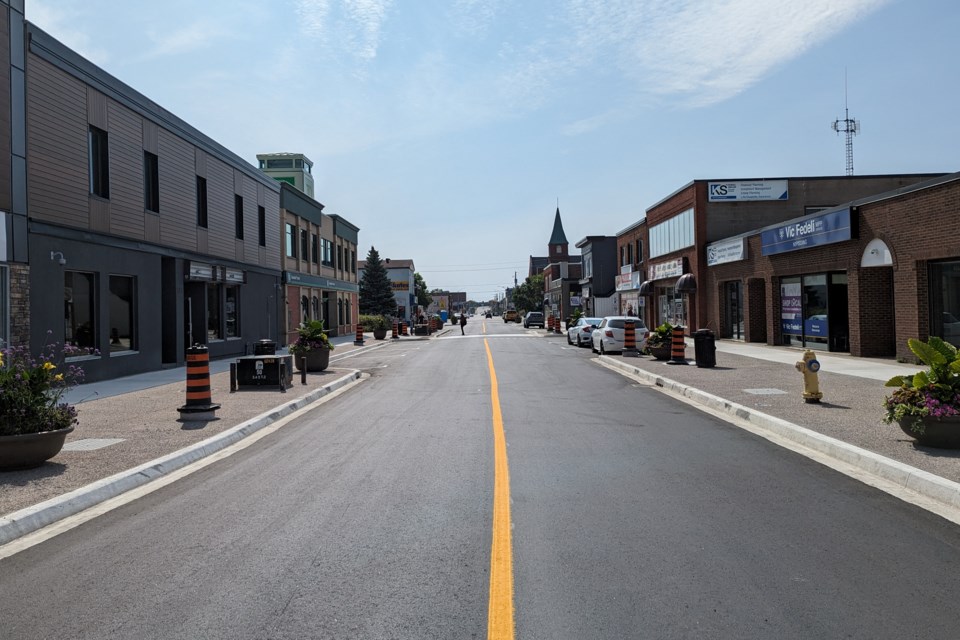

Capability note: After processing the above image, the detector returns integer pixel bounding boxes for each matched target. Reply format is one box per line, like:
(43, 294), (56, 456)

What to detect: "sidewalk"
(3, 330), (959, 546)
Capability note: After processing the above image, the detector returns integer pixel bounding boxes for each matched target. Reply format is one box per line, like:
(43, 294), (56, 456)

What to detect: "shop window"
(301, 295), (310, 322)
(65, 271), (97, 351)
(930, 261), (960, 347)
(338, 298), (344, 325)
(0, 266), (6, 346)
(225, 285), (239, 338)
(207, 284), (222, 340)
(108, 275), (136, 352)
(312, 296), (320, 324)
(656, 285), (686, 327)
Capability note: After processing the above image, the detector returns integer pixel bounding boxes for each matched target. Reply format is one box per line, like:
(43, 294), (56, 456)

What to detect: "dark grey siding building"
(20, 21), (283, 382)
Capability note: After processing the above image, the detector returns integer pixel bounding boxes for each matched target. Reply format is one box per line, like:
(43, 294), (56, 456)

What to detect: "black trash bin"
(254, 339), (276, 356)
(693, 329), (716, 368)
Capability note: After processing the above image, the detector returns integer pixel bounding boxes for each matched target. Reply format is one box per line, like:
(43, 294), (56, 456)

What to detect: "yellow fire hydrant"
(794, 350), (823, 403)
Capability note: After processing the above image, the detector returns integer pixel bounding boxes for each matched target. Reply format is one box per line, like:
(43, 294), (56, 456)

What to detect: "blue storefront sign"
(761, 209), (853, 256)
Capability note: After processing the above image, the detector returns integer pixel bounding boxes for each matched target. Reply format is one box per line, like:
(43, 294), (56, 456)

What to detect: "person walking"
(460, 312), (467, 335)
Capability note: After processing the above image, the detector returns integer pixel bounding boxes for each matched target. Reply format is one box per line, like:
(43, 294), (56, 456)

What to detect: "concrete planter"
(293, 349), (330, 372)
(0, 426), (75, 471)
(898, 416), (960, 448)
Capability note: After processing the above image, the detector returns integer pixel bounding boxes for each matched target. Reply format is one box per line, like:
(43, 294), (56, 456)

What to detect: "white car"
(567, 317), (602, 347)
(591, 316), (648, 354)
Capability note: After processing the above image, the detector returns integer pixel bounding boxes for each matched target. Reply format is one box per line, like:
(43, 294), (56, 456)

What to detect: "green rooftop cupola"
(548, 207), (569, 261)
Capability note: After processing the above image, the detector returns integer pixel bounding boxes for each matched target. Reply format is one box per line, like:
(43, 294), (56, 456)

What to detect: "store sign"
(708, 180), (788, 201)
(391, 280), (409, 291)
(761, 208), (853, 256)
(648, 258), (684, 281)
(780, 281), (802, 335)
(706, 237), (746, 266)
(615, 271), (641, 291)
(570, 296), (581, 306)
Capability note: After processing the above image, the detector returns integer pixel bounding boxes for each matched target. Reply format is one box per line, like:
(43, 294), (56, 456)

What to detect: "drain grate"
(743, 388), (788, 395)
(61, 438), (126, 451)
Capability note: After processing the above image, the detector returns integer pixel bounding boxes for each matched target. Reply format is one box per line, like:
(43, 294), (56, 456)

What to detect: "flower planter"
(293, 349), (330, 372)
(373, 329), (388, 340)
(898, 416), (960, 449)
(648, 345), (672, 361)
(0, 426), (75, 471)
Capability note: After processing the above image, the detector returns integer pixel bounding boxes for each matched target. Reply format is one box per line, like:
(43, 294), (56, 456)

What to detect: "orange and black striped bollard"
(666, 326), (688, 365)
(623, 319), (639, 357)
(547, 316), (554, 331)
(354, 324), (364, 346)
(392, 320), (399, 339)
(178, 344), (221, 420)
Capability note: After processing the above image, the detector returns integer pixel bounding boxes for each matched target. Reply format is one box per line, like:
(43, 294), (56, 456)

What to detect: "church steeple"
(548, 206), (569, 261)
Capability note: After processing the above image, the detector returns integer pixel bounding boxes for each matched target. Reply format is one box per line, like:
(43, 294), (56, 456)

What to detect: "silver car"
(567, 317), (602, 347)
(591, 316), (648, 354)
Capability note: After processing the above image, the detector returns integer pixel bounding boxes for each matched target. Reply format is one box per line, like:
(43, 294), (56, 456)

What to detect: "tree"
(511, 274), (545, 313)
(359, 246), (397, 316)
(414, 272), (432, 309)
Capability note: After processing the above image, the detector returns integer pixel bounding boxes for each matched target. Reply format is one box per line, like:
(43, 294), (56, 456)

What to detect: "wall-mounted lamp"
(50, 251), (66, 266)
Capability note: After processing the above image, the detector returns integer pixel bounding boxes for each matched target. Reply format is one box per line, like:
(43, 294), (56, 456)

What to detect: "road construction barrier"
(666, 326), (688, 365)
(392, 320), (399, 339)
(547, 316), (555, 331)
(401, 321), (408, 336)
(623, 319), (639, 357)
(178, 344), (221, 420)
(354, 324), (364, 346)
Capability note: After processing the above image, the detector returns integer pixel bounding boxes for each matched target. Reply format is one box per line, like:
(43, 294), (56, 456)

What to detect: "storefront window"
(65, 271), (97, 350)
(225, 285), (239, 338)
(108, 275), (136, 351)
(930, 261), (960, 347)
(656, 286), (686, 327)
(207, 284), (221, 340)
(781, 273), (847, 351)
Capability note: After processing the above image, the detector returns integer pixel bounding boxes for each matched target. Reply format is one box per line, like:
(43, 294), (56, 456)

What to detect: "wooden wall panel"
(26, 56), (89, 228)
(157, 128), (197, 251)
(106, 100), (144, 238)
(204, 155), (235, 258)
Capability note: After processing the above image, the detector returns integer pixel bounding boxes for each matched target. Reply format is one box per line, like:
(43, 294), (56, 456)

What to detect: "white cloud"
(27, 0), (111, 65)
(296, 0), (391, 60)
(142, 21), (230, 60)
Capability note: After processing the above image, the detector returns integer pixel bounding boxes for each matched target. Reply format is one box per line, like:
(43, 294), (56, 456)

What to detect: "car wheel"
(600, 343), (606, 355)
(567, 334), (573, 345)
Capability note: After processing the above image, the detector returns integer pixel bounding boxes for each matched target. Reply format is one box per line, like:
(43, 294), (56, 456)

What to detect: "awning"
(638, 280), (654, 296)
(674, 273), (697, 293)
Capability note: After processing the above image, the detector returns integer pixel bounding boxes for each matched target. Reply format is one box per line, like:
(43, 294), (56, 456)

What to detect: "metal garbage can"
(693, 329), (716, 368)
(253, 339), (276, 356)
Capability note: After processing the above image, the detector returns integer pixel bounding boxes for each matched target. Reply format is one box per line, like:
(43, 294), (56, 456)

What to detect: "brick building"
(704, 172), (960, 359)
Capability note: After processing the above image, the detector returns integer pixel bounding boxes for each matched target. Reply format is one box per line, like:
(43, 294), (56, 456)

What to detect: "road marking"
(484, 338), (514, 640)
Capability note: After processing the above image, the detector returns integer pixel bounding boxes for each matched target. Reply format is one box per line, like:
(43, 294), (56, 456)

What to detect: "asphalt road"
(2, 318), (960, 639)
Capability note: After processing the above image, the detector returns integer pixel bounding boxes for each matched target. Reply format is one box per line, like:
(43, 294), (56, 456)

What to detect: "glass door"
(724, 281), (743, 340)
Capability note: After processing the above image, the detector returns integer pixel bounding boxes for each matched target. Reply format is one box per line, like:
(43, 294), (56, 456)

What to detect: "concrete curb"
(0, 370), (362, 547)
(599, 356), (960, 512)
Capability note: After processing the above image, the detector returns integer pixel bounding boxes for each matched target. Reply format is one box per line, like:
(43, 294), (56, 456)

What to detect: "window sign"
(780, 280), (802, 336)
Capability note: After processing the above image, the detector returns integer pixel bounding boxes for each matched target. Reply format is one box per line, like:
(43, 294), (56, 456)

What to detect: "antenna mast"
(831, 71), (860, 176)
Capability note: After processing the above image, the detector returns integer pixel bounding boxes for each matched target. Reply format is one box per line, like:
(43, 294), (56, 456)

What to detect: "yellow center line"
(484, 338), (514, 639)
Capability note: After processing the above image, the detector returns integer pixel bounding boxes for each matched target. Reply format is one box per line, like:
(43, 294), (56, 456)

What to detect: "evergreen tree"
(359, 246), (398, 316)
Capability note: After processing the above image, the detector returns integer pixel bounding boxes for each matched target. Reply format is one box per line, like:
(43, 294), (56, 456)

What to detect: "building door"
(724, 281), (743, 340)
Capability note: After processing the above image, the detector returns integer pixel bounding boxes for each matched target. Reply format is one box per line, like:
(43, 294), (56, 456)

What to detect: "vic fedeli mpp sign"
(760, 209), (852, 256)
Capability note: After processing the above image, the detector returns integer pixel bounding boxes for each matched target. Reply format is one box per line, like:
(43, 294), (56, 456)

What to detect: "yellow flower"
(54, 373), (64, 382)
(43, 362), (56, 371)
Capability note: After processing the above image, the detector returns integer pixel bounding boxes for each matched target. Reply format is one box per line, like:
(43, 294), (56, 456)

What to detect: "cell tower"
(831, 73), (859, 176)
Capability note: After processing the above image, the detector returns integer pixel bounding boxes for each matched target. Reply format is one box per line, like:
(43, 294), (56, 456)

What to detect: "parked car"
(567, 317), (602, 346)
(523, 311), (545, 328)
(503, 309), (520, 323)
(591, 316), (648, 354)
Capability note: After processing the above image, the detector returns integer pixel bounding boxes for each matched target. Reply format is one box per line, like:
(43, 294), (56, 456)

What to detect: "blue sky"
(29, 0), (959, 302)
